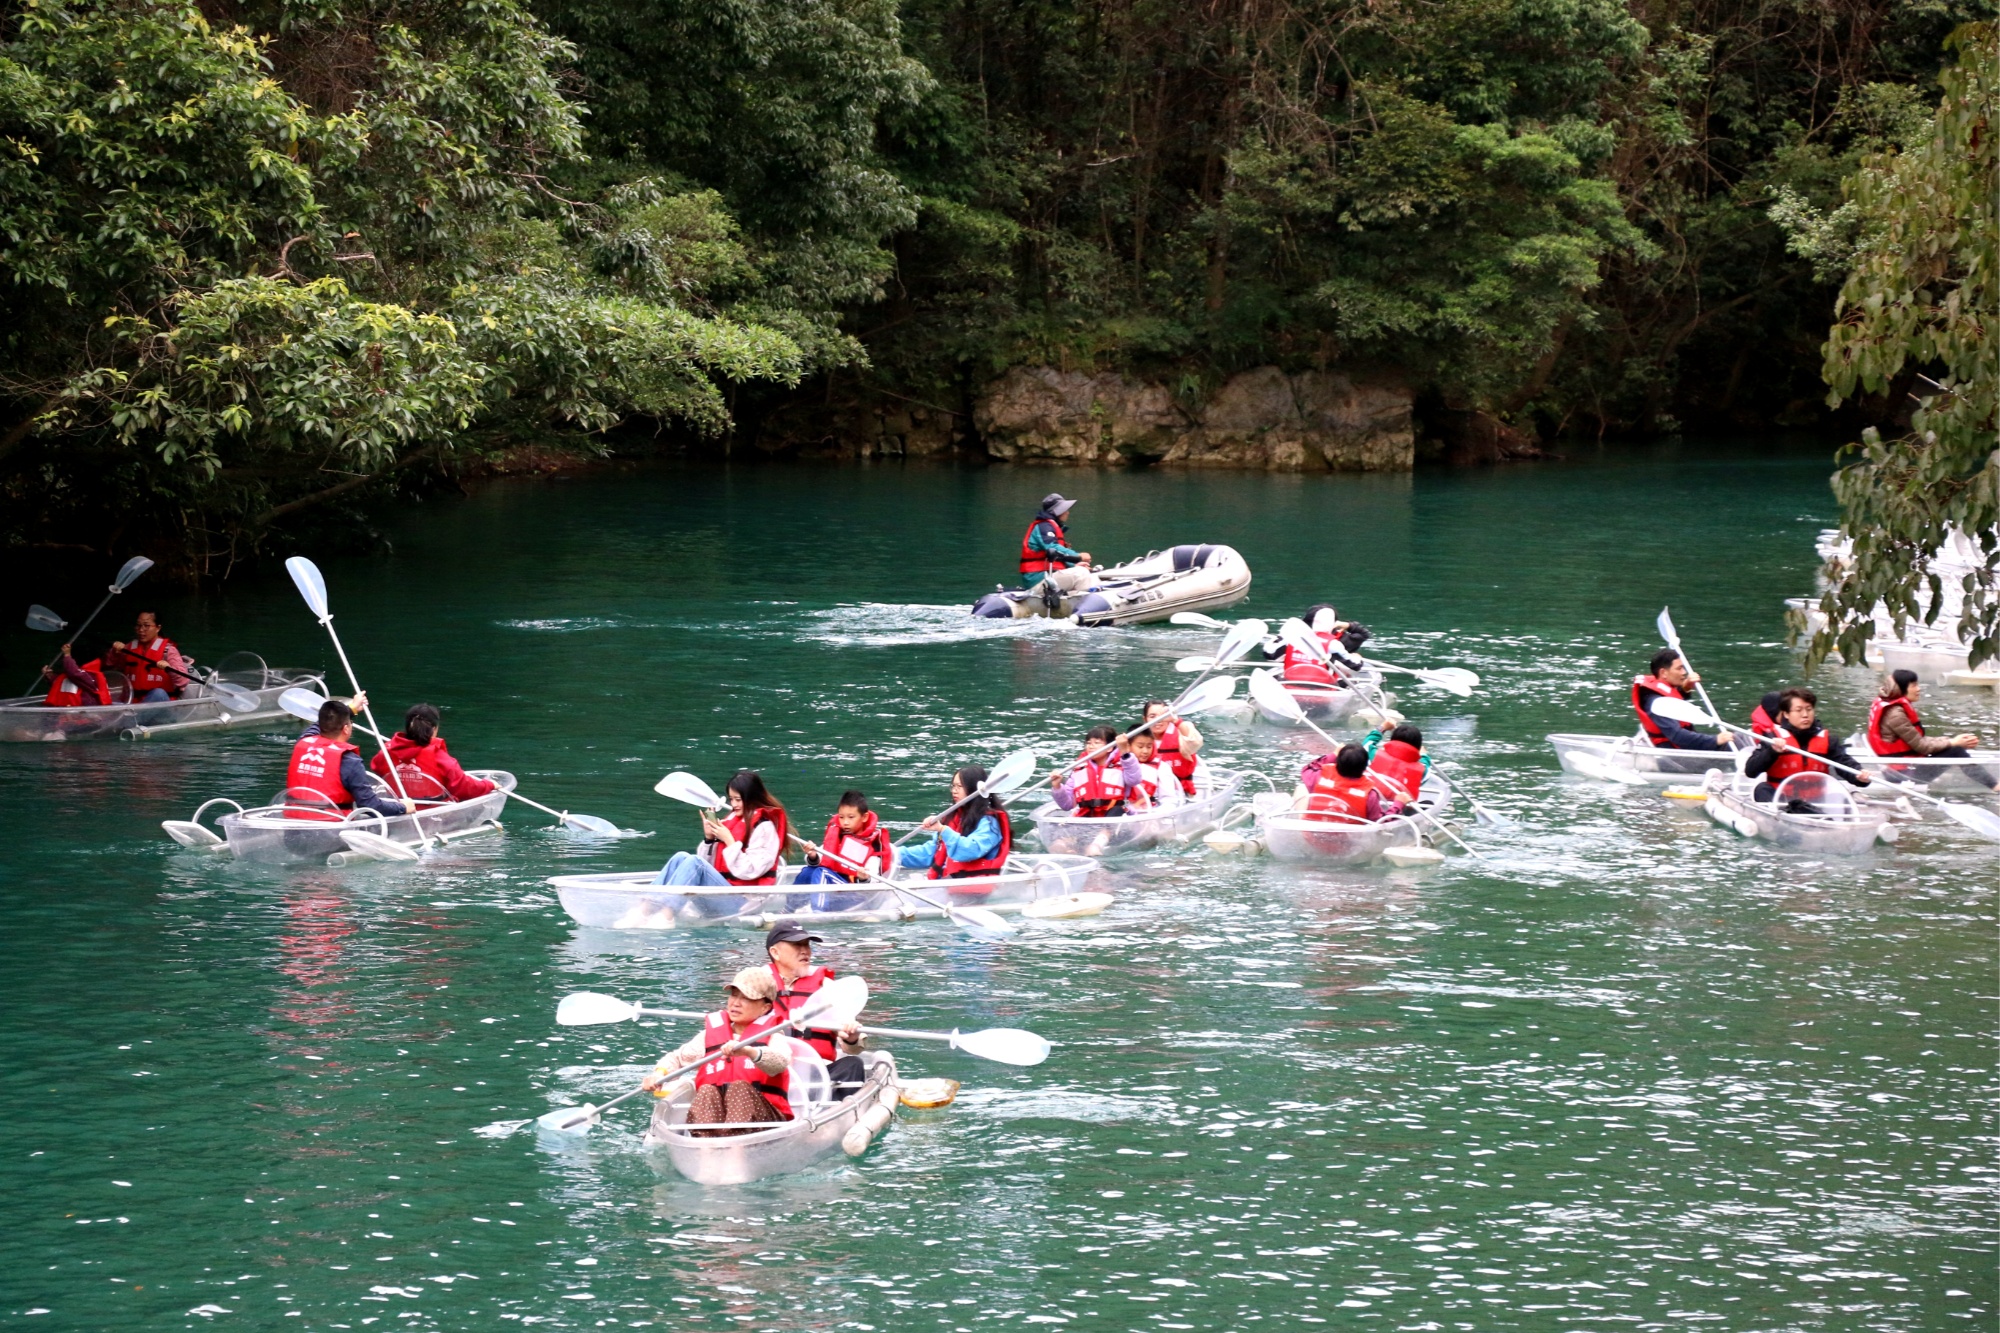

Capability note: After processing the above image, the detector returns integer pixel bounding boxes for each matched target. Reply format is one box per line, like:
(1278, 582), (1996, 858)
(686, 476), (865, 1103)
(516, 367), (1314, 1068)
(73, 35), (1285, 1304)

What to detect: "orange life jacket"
(43, 658), (112, 707)
(930, 809), (1012, 883)
(1749, 704), (1783, 738)
(1631, 675), (1684, 746)
(710, 806), (788, 885)
(1282, 631), (1337, 687)
(1367, 740), (1424, 804)
(116, 637), (181, 697)
(770, 964), (841, 1063)
(816, 812), (892, 881)
(694, 1009), (792, 1118)
(1070, 757), (1129, 818)
(285, 734), (357, 819)
(1153, 719), (1199, 794)
(1865, 696), (1919, 756)
(1304, 774), (1375, 821)
(1765, 727), (1833, 784)
(1019, 517), (1072, 576)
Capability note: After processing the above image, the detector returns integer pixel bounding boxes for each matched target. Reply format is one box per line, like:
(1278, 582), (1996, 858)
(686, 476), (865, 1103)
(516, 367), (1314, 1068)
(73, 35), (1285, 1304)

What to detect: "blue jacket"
(898, 814), (1004, 868)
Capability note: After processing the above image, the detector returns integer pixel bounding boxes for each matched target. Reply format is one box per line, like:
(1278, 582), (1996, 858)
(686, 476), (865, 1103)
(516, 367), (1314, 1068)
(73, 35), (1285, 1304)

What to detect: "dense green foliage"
(1798, 24), (1997, 668)
(0, 0), (1989, 574)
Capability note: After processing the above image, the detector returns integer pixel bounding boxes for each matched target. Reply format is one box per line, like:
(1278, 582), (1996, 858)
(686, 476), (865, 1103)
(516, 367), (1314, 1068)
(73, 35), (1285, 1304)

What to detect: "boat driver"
(1018, 493), (1093, 594)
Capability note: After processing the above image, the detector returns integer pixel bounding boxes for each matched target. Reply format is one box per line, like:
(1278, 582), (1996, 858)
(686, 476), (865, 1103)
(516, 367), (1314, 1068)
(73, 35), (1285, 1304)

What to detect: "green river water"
(1, 446), (1994, 1332)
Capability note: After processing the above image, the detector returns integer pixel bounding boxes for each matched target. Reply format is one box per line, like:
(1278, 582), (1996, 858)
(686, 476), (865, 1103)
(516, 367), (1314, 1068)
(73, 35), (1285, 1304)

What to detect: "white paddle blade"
(1214, 616), (1269, 666)
(559, 813), (625, 837)
(1434, 667), (1481, 689)
(25, 604), (66, 632)
(278, 686), (329, 721)
(555, 992), (640, 1027)
(1170, 611), (1230, 629)
(1173, 655), (1217, 673)
(285, 556), (331, 619)
(536, 1104), (600, 1134)
(162, 819), (223, 847)
(113, 556), (155, 591)
(951, 1027), (1051, 1067)
(1648, 696), (1716, 727)
(949, 906), (1018, 941)
(791, 974), (869, 1030)
(338, 829), (422, 861)
(210, 680), (261, 712)
(653, 771), (723, 808)
(1248, 668), (1307, 722)
(1176, 673), (1238, 715)
(1944, 803), (2000, 843)
(1413, 670), (1475, 698)
(982, 747), (1039, 795)
(1656, 606), (1682, 651)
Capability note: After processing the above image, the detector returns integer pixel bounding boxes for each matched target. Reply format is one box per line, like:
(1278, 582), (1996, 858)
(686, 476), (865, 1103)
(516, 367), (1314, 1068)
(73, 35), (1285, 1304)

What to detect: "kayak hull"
(971, 544), (1251, 627)
(1258, 773), (1457, 864)
(1250, 674), (1387, 725)
(0, 667), (325, 743)
(214, 771), (515, 865)
(550, 854), (1099, 929)
(1548, 732), (1741, 783)
(1028, 770), (1247, 857)
(1702, 773), (1888, 855)
(1842, 734), (2000, 791)
(645, 1052), (898, 1184)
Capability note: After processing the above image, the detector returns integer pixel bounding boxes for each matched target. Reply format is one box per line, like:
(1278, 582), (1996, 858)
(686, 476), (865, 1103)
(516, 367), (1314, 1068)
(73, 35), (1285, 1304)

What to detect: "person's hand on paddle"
(919, 814), (942, 831)
(345, 690), (369, 715)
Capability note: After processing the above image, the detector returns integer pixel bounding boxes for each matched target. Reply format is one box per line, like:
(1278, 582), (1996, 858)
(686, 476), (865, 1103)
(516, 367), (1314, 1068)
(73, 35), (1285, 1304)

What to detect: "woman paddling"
(639, 967), (802, 1137)
(900, 766), (1012, 890)
(1866, 669), (1998, 790)
(654, 770), (790, 890)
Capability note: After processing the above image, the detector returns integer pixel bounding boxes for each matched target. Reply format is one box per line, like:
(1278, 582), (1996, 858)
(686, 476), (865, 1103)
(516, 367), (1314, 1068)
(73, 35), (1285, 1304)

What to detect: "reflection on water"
(0, 450), (1992, 1330)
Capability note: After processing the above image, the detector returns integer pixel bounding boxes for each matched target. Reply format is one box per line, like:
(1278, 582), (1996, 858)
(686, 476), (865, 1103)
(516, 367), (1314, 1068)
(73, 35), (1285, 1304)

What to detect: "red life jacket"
(770, 963), (841, 1062)
(1128, 759), (1168, 807)
(817, 812), (892, 881)
(1367, 740), (1425, 804)
(1765, 727), (1832, 784)
(1018, 517), (1072, 576)
(931, 808), (1012, 883)
(369, 733), (494, 804)
(116, 637), (181, 696)
(1153, 719), (1199, 794)
(285, 734), (357, 818)
(1631, 675), (1684, 746)
(1866, 696), (1920, 756)
(43, 658), (112, 707)
(710, 806), (789, 885)
(1305, 774), (1375, 821)
(694, 1009), (792, 1119)
(1749, 704), (1782, 738)
(1282, 631), (1336, 687)
(1070, 756), (1129, 818)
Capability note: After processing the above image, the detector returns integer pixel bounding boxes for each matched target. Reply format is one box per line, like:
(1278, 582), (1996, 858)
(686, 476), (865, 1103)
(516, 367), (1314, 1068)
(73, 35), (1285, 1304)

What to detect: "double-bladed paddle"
(20, 556), (154, 695)
(536, 976), (870, 1135)
(555, 991), (1051, 1067)
(1650, 696), (2000, 843)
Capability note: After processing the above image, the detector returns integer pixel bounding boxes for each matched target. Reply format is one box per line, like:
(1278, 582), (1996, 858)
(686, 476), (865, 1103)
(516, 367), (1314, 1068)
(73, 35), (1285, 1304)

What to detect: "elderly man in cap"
(640, 966), (802, 1135)
(1019, 492), (1093, 593)
(766, 921), (868, 1099)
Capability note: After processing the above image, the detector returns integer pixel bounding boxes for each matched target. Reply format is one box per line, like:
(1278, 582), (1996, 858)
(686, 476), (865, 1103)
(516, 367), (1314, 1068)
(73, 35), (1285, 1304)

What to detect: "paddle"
(1247, 668), (1485, 859)
(284, 557), (418, 824)
(555, 992), (1052, 1067)
(276, 688), (623, 836)
(21, 555), (153, 694)
(786, 832), (1018, 942)
(1650, 697), (2000, 843)
(25, 604), (65, 632)
(1168, 611), (1232, 631)
(1276, 617), (1399, 722)
(537, 976), (869, 1135)
(1179, 616), (1268, 685)
(1042, 674), (1238, 799)
(1655, 607), (1728, 740)
(1276, 615), (1476, 698)
(115, 655), (260, 713)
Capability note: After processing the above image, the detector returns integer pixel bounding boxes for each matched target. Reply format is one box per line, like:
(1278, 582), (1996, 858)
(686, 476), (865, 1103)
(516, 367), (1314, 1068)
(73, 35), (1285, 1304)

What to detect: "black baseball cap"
(765, 921), (823, 948)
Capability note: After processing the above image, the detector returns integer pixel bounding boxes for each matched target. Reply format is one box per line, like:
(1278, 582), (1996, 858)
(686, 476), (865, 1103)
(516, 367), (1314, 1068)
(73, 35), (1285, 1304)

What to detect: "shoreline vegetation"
(0, 2), (1992, 657)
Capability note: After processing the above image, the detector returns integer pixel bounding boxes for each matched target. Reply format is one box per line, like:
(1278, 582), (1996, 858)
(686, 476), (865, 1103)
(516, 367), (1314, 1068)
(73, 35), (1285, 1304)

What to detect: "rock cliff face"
(972, 366), (1414, 471)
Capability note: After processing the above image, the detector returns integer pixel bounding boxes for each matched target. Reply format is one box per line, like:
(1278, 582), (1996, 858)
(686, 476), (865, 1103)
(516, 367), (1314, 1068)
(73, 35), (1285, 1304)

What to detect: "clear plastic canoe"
(1257, 770), (1457, 864)
(1841, 733), (2000, 790)
(1548, 732), (1742, 782)
(1028, 769), (1247, 857)
(0, 654), (325, 742)
(1701, 770), (1890, 855)
(550, 854), (1099, 929)
(643, 1051), (898, 1184)
(1249, 674), (1386, 726)
(211, 770), (516, 865)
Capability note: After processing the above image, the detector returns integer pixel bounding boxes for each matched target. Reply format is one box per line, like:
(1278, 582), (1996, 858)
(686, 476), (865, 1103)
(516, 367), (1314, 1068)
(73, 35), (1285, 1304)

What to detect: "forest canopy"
(0, 0), (1992, 577)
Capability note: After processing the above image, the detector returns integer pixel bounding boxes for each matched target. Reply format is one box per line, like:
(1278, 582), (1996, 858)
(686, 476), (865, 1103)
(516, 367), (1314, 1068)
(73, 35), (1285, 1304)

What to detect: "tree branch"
(249, 443), (444, 529)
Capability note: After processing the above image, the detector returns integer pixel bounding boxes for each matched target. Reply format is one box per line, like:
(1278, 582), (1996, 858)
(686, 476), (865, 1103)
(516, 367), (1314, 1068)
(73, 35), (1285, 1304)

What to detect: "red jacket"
(369, 733), (495, 803)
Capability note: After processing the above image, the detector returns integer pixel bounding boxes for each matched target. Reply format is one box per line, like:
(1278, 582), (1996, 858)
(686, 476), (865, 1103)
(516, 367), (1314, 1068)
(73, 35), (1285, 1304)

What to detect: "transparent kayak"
(550, 854), (1099, 929)
(1257, 771), (1457, 864)
(1249, 673), (1386, 725)
(1028, 769), (1247, 857)
(1548, 732), (1742, 782)
(207, 771), (515, 865)
(0, 654), (325, 742)
(1841, 733), (2000, 791)
(1701, 771), (1890, 855)
(644, 1051), (898, 1184)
